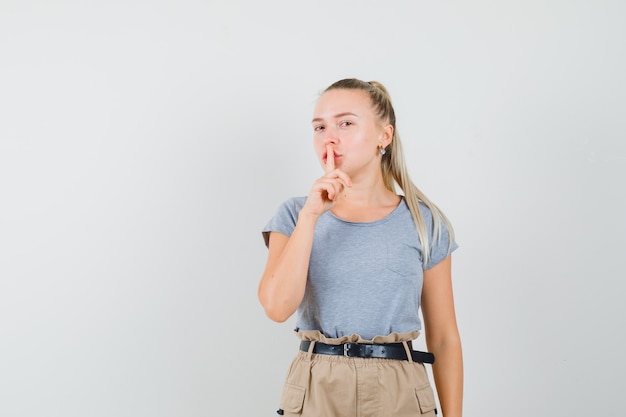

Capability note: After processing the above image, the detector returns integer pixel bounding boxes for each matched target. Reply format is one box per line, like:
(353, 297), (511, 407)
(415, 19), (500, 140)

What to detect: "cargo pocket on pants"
(279, 383), (306, 415)
(414, 384), (436, 414)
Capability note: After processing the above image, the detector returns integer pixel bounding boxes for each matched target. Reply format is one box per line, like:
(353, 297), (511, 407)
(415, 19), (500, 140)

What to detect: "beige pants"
(278, 330), (437, 417)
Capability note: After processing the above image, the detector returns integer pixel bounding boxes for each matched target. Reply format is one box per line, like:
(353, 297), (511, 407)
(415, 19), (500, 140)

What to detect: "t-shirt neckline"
(327, 196), (406, 226)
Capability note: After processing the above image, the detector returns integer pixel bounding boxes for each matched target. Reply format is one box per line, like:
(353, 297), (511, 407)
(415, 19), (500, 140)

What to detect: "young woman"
(259, 78), (463, 417)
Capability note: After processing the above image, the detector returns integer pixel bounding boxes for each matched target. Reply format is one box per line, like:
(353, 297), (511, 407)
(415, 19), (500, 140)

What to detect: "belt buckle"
(343, 343), (360, 357)
(343, 343), (365, 357)
(343, 343), (374, 358)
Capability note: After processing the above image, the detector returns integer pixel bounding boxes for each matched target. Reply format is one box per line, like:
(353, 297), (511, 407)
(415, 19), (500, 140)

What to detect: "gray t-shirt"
(262, 196), (457, 340)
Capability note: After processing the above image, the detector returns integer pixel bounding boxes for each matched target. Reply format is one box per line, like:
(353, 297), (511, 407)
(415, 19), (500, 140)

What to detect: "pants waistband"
(300, 340), (435, 364)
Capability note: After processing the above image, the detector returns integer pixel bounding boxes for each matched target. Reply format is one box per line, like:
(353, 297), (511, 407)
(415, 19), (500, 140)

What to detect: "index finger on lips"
(325, 145), (335, 173)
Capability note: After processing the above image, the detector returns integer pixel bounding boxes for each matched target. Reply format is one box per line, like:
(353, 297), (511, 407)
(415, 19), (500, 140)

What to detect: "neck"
(336, 175), (398, 208)
(331, 178), (401, 223)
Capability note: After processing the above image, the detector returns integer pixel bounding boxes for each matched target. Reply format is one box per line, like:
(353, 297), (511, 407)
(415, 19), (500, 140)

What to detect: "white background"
(1, 1), (624, 416)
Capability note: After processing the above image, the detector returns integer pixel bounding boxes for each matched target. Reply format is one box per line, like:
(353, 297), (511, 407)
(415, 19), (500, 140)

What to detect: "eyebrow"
(311, 112), (358, 123)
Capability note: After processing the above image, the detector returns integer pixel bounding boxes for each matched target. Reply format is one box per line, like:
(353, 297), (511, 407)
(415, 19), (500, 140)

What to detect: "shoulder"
(413, 200), (456, 248)
(407, 200), (437, 230)
(267, 196), (308, 226)
(284, 196), (307, 209)
(417, 201), (435, 222)
(276, 196), (307, 217)
(262, 196), (307, 247)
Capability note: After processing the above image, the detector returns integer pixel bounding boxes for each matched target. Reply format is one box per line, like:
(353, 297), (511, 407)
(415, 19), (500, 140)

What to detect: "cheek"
(313, 140), (325, 158)
(351, 133), (374, 151)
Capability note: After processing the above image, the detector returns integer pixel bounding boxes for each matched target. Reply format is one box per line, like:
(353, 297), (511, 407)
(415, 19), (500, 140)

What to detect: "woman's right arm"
(258, 146), (351, 322)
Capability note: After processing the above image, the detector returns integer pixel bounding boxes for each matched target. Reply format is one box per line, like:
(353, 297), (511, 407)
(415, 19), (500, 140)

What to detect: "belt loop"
(306, 340), (316, 360)
(402, 341), (414, 363)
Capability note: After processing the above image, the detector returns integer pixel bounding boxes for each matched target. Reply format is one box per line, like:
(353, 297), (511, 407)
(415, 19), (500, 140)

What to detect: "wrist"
(297, 210), (321, 224)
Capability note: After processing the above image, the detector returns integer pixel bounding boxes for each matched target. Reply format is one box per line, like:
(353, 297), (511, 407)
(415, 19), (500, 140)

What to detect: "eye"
(339, 121), (353, 127)
(313, 124), (325, 132)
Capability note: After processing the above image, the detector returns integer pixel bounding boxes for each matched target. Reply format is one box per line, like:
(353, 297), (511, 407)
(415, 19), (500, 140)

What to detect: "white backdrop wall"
(1, 1), (624, 416)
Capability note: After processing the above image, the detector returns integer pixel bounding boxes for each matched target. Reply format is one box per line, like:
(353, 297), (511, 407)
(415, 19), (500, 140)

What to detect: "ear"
(379, 123), (394, 148)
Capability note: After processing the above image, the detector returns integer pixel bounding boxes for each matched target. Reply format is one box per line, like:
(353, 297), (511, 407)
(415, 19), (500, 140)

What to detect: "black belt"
(300, 341), (435, 364)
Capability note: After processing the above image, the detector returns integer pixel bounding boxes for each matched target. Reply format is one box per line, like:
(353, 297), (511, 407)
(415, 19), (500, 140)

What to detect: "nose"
(323, 127), (339, 145)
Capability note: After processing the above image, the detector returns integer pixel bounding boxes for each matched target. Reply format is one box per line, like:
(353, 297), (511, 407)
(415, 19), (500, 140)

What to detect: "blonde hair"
(323, 78), (455, 266)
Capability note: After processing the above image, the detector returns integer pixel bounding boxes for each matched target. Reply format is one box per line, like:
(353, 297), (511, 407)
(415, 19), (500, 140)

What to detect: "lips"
(323, 151), (342, 163)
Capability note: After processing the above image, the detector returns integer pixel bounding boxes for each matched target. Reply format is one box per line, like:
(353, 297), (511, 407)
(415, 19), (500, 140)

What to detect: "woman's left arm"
(421, 254), (463, 417)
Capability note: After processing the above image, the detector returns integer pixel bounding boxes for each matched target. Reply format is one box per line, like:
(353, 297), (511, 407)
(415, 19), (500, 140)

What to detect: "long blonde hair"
(323, 78), (455, 266)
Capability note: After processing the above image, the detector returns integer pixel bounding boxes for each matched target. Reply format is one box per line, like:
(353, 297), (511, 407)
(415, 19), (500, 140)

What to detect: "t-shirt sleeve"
(424, 208), (459, 270)
(261, 197), (303, 248)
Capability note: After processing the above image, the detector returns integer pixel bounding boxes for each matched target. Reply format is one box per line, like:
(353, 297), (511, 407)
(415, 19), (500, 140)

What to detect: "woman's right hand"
(302, 145), (352, 217)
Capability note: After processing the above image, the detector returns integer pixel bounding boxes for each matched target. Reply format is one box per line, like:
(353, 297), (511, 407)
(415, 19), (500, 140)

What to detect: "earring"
(380, 147), (386, 155)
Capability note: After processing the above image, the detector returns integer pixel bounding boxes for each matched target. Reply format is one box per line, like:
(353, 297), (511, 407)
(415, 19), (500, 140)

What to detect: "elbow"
(258, 294), (294, 323)
(258, 285), (296, 323)
(426, 332), (462, 353)
(265, 309), (291, 323)
(262, 302), (294, 323)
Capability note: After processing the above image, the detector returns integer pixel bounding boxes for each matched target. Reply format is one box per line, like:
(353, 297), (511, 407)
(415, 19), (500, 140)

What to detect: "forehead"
(313, 89), (374, 118)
